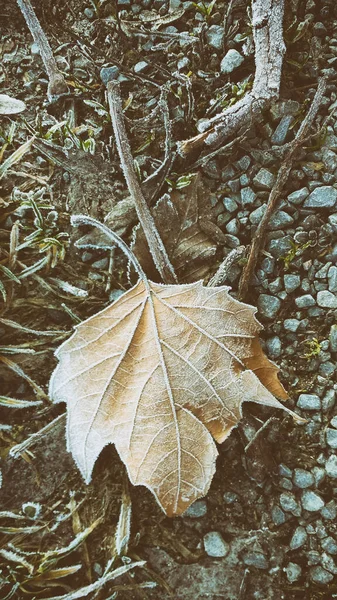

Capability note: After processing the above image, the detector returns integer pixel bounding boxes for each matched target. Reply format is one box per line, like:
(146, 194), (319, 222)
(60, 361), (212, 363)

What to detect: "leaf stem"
(71, 214), (150, 288)
(106, 80), (177, 285)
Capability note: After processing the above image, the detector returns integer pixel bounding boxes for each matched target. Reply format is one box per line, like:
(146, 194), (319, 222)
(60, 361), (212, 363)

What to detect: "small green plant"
(165, 173), (195, 190)
(192, 0), (217, 21)
(218, 81), (253, 111)
(280, 239), (313, 271)
(302, 337), (321, 360)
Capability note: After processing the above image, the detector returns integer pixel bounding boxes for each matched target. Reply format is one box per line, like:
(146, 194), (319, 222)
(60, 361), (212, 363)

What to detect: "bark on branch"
(178, 0), (285, 156)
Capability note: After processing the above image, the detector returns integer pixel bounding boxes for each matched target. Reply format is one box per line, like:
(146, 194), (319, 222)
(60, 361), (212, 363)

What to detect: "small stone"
(326, 428), (337, 448)
(317, 290), (337, 308)
(253, 168), (275, 190)
(206, 25), (224, 50)
(321, 536), (337, 555)
(109, 289), (124, 303)
(323, 390), (336, 412)
(321, 552), (337, 574)
(307, 550), (321, 565)
(177, 56), (190, 70)
(269, 210), (294, 230)
(293, 468), (315, 489)
(223, 491), (238, 504)
(100, 65), (120, 85)
(240, 186), (256, 206)
(279, 492), (300, 515)
(249, 204), (266, 225)
(257, 294), (281, 319)
(284, 274), (301, 293)
(325, 455), (337, 479)
(266, 336), (282, 358)
(183, 500), (207, 518)
(312, 466), (325, 487)
(284, 562), (301, 583)
(279, 464), (292, 477)
(290, 526), (307, 550)
(220, 49), (244, 74)
(236, 155), (251, 171)
(134, 61), (149, 74)
(330, 325), (337, 352)
(304, 186), (337, 209)
(31, 42), (40, 55)
(271, 115), (294, 145)
(268, 236), (293, 258)
(242, 552), (268, 569)
(287, 187), (309, 204)
(297, 394), (321, 410)
(301, 490), (325, 512)
(84, 6), (95, 18)
(203, 532), (229, 557)
(330, 415), (337, 428)
(271, 505), (286, 525)
(222, 197), (238, 213)
(284, 319), (300, 332)
(280, 477), (292, 490)
(310, 566), (334, 584)
(91, 258), (109, 270)
(328, 266), (337, 292)
(321, 500), (337, 520)
(295, 294), (316, 308)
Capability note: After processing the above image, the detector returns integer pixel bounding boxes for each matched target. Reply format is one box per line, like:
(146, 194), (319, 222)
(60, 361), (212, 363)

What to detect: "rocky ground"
(2, 0), (337, 598)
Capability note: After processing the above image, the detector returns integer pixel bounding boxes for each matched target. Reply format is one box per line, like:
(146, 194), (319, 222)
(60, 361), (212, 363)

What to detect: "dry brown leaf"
(49, 280), (301, 517)
(132, 174), (222, 283)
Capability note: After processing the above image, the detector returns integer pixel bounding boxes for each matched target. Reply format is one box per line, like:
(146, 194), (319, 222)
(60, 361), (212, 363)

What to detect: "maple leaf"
(49, 279), (301, 517)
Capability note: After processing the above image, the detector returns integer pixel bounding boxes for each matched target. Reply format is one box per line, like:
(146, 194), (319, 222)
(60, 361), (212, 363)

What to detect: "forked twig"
(178, 0), (285, 156)
(238, 77), (326, 300)
(17, 0), (68, 101)
(107, 80), (177, 284)
(208, 246), (246, 288)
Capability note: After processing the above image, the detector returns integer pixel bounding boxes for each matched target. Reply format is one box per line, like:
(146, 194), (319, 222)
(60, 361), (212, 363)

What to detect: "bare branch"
(238, 77), (327, 300)
(17, 0), (68, 101)
(178, 0), (285, 157)
(107, 80), (177, 284)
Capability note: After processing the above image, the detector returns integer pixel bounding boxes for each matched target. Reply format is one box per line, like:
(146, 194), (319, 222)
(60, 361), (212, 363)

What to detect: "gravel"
(317, 290), (337, 308)
(284, 274), (301, 293)
(279, 492), (301, 515)
(242, 552), (268, 569)
(253, 168), (275, 190)
(310, 566), (334, 584)
(287, 187), (309, 204)
(203, 532), (229, 557)
(303, 186), (337, 208)
(220, 49), (244, 74)
(284, 562), (302, 583)
(257, 294), (281, 319)
(293, 469), (315, 489)
(325, 455), (337, 479)
(184, 500), (207, 518)
(295, 294), (316, 308)
(290, 526), (307, 549)
(297, 394), (321, 410)
(321, 536), (337, 554)
(330, 325), (337, 352)
(326, 428), (337, 448)
(301, 490), (325, 512)
(206, 25), (225, 50)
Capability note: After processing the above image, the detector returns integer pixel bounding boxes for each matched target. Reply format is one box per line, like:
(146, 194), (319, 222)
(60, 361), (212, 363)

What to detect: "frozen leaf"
(132, 174), (221, 282)
(0, 94), (26, 115)
(50, 279), (301, 517)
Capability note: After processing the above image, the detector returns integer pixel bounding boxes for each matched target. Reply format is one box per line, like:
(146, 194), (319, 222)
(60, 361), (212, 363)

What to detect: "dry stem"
(238, 77), (327, 300)
(178, 0), (285, 156)
(17, 0), (68, 101)
(107, 80), (177, 284)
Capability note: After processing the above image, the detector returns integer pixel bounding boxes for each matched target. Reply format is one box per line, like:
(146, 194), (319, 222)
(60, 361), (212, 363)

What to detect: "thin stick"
(208, 246), (245, 288)
(107, 80), (177, 284)
(9, 413), (66, 458)
(178, 0), (285, 156)
(17, 0), (68, 101)
(238, 77), (326, 300)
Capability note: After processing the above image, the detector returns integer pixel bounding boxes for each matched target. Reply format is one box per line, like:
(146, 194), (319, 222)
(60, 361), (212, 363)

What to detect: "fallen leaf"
(132, 174), (221, 282)
(49, 280), (301, 517)
(0, 94), (26, 115)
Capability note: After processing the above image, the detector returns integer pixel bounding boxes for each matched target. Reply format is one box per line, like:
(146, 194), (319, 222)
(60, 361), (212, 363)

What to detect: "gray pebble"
(312, 466), (325, 487)
(271, 115), (294, 145)
(206, 25), (224, 50)
(290, 526), (307, 550)
(268, 236), (293, 258)
(297, 394), (321, 410)
(266, 336), (282, 358)
(293, 468), (315, 489)
(310, 566), (334, 584)
(284, 562), (301, 583)
(331, 416), (337, 428)
(220, 49), (244, 74)
(317, 290), (337, 309)
(222, 197), (238, 213)
(301, 490), (325, 511)
(284, 274), (301, 293)
(327, 428), (337, 448)
(295, 294), (316, 308)
(321, 536), (337, 555)
(284, 319), (300, 332)
(321, 552), (337, 574)
(304, 186), (337, 209)
(321, 500), (337, 520)
(241, 186), (256, 206)
(184, 500), (207, 518)
(100, 65), (119, 85)
(328, 266), (337, 292)
(326, 455), (337, 478)
(257, 294), (281, 319)
(279, 464), (292, 477)
(330, 325), (337, 352)
(271, 505), (286, 525)
(253, 168), (275, 190)
(223, 491), (238, 504)
(269, 211), (294, 230)
(134, 61), (149, 73)
(84, 7), (94, 18)
(323, 389), (336, 413)
(242, 552), (268, 569)
(250, 204), (266, 225)
(203, 532), (229, 558)
(279, 492), (301, 515)
(287, 187), (309, 204)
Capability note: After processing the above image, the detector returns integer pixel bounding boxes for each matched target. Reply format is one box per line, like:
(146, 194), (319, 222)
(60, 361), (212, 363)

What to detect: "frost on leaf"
(49, 280), (299, 517)
(0, 94), (26, 115)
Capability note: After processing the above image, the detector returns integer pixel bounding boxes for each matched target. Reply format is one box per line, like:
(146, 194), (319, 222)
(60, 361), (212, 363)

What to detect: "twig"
(244, 416), (277, 452)
(178, 0), (285, 156)
(208, 246), (246, 288)
(107, 80), (177, 284)
(238, 77), (326, 300)
(17, 0), (68, 101)
(9, 413), (66, 458)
